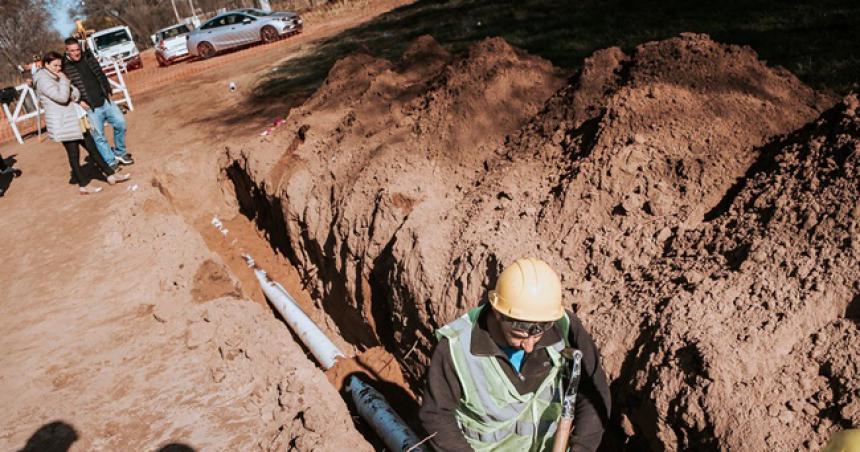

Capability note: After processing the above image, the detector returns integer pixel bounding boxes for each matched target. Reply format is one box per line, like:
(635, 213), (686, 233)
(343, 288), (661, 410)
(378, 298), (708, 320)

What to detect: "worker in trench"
(419, 257), (611, 451)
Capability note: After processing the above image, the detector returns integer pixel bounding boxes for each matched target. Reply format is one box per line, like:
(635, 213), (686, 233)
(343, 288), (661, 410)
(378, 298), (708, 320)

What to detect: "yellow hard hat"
(823, 429), (860, 452)
(488, 257), (564, 322)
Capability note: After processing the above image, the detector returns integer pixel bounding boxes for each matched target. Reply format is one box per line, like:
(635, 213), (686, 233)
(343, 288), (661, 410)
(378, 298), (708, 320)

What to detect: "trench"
(218, 154), (648, 451)
(221, 159), (425, 448)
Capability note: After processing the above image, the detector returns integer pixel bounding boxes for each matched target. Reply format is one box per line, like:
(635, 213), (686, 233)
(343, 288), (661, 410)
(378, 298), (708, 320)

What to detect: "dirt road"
(0, 2), (409, 450)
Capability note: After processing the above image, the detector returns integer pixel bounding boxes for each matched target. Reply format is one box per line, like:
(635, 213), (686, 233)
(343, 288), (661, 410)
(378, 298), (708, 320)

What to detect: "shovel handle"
(552, 416), (574, 452)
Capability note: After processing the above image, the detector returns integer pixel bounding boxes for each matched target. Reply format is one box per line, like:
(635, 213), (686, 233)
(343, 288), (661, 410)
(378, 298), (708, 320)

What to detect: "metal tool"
(552, 347), (583, 452)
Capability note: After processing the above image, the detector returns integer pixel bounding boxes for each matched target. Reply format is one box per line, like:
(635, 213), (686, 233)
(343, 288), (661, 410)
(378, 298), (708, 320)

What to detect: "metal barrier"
(2, 61), (133, 145)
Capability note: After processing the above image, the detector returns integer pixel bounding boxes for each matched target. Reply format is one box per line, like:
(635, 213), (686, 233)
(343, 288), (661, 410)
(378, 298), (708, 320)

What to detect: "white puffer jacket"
(33, 68), (84, 142)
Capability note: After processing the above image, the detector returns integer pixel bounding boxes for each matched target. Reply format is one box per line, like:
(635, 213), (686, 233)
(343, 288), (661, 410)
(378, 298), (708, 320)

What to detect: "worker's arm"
(567, 313), (612, 452)
(419, 338), (472, 451)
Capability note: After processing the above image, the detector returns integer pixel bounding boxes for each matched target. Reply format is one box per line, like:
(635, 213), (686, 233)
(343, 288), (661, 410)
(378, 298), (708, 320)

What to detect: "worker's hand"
(80, 101), (90, 110)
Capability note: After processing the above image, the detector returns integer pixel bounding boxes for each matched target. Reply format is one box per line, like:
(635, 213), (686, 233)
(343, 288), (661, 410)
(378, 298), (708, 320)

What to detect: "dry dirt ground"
(0, 1), (410, 450)
(2, 2), (858, 451)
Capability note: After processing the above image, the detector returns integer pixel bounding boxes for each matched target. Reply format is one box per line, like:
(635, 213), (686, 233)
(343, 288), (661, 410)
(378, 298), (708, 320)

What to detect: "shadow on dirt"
(15, 420), (197, 452)
(198, 0), (859, 129)
(17, 421), (78, 452)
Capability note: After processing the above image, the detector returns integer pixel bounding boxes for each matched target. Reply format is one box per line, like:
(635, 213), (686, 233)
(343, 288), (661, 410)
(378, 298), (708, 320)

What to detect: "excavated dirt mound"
(616, 95), (859, 450)
(226, 35), (567, 361)
(223, 33), (850, 448)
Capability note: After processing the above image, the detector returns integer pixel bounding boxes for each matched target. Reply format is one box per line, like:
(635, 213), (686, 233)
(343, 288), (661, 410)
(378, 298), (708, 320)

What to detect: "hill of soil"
(222, 32), (853, 448)
(617, 95), (859, 450)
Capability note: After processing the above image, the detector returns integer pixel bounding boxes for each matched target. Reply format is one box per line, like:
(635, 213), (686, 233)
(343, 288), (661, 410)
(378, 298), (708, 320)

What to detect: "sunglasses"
(497, 313), (553, 337)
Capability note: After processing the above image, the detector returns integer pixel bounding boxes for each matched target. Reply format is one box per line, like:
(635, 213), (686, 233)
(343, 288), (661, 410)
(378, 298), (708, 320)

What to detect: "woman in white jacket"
(34, 51), (129, 194)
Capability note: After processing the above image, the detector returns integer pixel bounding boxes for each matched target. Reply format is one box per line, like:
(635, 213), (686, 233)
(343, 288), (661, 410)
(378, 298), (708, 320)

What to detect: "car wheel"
(261, 25), (279, 43)
(157, 55), (168, 67)
(198, 42), (216, 59)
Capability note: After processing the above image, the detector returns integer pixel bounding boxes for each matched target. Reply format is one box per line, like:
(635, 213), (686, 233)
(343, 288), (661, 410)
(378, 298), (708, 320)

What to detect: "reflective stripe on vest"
(437, 306), (570, 451)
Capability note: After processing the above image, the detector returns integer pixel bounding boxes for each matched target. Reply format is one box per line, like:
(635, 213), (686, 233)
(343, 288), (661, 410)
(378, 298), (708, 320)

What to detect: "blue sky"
(51, 0), (79, 36)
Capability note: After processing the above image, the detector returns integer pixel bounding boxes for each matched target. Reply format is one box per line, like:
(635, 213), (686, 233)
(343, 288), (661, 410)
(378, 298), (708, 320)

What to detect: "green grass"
(221, 0), (859, 125)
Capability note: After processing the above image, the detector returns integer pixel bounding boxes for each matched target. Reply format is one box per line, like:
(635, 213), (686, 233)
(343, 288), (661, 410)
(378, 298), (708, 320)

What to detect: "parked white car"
(87, 25), (142, 71)
(186, 8), (303, 59)
(154, 23), (193, 66)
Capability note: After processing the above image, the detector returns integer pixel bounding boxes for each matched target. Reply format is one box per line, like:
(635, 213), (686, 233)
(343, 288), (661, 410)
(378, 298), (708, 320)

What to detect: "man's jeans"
(87, 100), (127, 167)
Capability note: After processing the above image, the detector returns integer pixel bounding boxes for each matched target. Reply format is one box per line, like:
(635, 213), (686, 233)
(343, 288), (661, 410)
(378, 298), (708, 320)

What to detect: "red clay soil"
(224, 32), (856, 449)
(616, 95), (859, 450)
(0, 1), (412, 450)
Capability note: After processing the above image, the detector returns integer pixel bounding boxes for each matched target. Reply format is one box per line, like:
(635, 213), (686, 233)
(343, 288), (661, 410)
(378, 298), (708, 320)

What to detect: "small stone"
(840, 399), (860, 419)
(152, 301), (184, 323)
(185, 322), (213, 349)
(211, 367), (226, 383)
(656, 227), (672, 243)
(750, 248), (768, 263)
(684, 270), (704, 284)
(779, 410), (795, 424)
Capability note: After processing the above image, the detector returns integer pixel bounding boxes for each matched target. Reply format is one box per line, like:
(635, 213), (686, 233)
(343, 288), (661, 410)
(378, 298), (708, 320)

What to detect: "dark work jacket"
(62, 50), (111, 107)
(419, 307), (611, 452)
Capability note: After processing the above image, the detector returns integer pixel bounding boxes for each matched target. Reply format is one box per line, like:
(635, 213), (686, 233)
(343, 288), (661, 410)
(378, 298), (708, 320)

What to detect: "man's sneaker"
(107, 172), (131, 185)
(115, 154), (135, 165)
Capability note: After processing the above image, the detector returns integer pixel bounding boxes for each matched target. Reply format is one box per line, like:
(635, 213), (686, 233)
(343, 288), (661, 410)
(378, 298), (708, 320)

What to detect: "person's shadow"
(16, 421), (196, 452)
(0, 154), (20, 196)
(17, 421), (78, 452)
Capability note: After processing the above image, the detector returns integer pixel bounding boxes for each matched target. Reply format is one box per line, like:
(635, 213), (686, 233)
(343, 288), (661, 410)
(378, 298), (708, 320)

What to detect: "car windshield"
(160, 25), (190, 40)
(94, 30), (132, 50)
(237, 8), (273, 16)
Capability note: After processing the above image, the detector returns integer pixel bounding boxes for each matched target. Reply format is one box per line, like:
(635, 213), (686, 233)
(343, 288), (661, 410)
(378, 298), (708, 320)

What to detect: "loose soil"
(225, 30), (856, 450)
(1, 2), (856, 451)
(0, 1), (408, 450)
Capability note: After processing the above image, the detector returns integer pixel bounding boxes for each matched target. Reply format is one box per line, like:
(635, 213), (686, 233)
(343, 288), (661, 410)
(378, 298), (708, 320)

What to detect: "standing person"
(34, 51), (130, 194)
(419, 257), (611, 452)
(62, 37), (134, 170)
(30, 55), (42, 78)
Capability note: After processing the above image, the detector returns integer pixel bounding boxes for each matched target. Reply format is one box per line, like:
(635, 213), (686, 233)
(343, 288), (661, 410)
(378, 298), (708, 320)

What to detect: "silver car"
(154, 23), (192, 66)
(186, 8), (303, 59)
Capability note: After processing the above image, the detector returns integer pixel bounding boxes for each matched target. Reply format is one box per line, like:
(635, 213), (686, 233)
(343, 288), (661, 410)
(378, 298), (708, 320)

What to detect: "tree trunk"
(170, 0), (181, 22)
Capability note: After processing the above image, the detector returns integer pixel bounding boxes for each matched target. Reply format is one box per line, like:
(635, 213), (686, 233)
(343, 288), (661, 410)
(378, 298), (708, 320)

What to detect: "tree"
(71, 0), (176, 50)
(0, 0), (62, 86)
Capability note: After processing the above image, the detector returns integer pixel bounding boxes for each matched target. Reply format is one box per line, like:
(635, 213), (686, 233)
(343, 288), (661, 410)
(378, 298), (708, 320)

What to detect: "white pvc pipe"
(251, 264), (345, 369)
(245, 255), (424, 450)
(348, 376), (426, 452)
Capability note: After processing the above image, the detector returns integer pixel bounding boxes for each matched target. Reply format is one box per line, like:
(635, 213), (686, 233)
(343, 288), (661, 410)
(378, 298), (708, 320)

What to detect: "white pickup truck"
(86, 25), (143, 72)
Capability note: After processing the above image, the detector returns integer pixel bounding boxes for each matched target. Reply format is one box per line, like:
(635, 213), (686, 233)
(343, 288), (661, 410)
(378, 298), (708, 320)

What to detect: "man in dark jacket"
(419, 257), (611, 451)
(62, 37), (134, 170)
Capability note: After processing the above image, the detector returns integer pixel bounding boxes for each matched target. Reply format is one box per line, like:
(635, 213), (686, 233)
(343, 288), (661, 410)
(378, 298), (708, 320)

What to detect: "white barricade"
(108, 61), (134, 112)
(1, 84), (43, 145)
(2, 60), (133, 145)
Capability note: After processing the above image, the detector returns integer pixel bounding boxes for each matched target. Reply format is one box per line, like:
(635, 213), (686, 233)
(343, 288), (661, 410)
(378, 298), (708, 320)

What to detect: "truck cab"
(86, 26), (143, 72)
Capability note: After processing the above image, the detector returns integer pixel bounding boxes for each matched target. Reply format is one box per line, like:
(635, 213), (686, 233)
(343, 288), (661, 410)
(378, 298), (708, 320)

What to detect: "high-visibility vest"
(436, 305), (570, 451)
